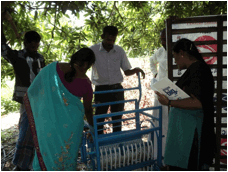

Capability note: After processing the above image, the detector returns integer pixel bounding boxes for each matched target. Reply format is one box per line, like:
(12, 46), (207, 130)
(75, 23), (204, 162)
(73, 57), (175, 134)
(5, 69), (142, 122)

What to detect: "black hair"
(24, 31), (41, 43)
(103, 26), (118, 36)
(172, 38), (205, 63)
(64, 48), (96, 83)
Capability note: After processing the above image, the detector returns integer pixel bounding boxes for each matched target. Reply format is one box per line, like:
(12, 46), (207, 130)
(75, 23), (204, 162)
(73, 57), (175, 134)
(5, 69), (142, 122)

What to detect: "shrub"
(1, 97), (20, 116)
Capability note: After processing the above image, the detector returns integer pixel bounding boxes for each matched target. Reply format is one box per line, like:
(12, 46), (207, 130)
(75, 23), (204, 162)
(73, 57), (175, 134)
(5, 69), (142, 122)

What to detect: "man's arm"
(149, 52), (158, 78)
(1, 16), (18, 64)
(124, 67), (145, 79)
(38, 54), (46, 68)
(83, 97), (94, 127)
(120, 48), (145, 79)
(155, 91), (202, 110)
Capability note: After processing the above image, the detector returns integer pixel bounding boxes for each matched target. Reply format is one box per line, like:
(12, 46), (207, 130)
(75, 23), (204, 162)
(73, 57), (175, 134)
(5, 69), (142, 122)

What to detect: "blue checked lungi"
(12, 110), (35, 170)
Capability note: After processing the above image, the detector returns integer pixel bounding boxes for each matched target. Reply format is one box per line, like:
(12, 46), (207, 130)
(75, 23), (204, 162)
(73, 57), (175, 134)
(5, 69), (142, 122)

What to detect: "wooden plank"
(166, 18), (174, 113)
(173, 76), (227, 81)
(213, 101), (227, 106)
(211, 76), (226, 80)
(214, 89), (227, 93)
(171, 15), (227, 24)
(208, 65), (227, 69)
(220, 165), (227, 169)
(201, 52), (217, 57)
(215, 16), (224, 171)
(214, 123), (224, 128)
(169, 52), (227, 58)
(172, 27), (217, 34)
(172, 64), (227, 69)
(221, 135), (227, 139)
(172, 40), (227, 46)
(221, 113), (227, 117)
(221, 124), (227, 128)
(166, 19), (173, 81)
(215, 113), (228, 117)
(220, 155), (227, 159)
(193, 40), (227, 45)
(210, 164), (227, 168)
(201, 52), (227, 57)
(221, 146), (227, 149)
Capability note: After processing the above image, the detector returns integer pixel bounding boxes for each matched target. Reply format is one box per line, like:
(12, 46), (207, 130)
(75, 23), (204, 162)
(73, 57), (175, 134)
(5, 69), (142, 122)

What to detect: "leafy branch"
(108, 1), (116, 25)
(114, 2), (124, 21)
(46, 4), (58, 54)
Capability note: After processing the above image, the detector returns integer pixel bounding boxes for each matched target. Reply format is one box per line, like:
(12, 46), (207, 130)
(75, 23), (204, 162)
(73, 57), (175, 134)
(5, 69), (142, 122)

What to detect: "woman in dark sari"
(155, 38), (216, 170)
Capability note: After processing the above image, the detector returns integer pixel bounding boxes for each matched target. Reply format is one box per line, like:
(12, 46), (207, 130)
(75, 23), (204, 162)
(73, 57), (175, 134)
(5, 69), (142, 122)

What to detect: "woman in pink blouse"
(24, 48), (95, 170)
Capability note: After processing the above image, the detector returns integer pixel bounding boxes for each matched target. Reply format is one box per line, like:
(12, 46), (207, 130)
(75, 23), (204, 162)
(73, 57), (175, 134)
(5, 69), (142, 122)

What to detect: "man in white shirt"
(90, 26), (145, 134)
(149, 28), (169, 159)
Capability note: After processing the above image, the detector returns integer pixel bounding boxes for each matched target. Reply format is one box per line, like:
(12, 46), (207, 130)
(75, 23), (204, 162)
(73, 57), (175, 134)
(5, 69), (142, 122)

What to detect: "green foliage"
(1, 1), (226, 65)
(1, 58), (14, 83)
(1, 1), (227, 113)
(1, 97), (20, 116)
(1, 127), (18, 144)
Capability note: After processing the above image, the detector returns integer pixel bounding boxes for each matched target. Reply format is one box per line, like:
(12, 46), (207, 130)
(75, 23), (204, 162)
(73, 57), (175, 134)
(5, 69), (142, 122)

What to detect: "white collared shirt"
(90, 42), (132, 86)
(149, 47), (168, 81)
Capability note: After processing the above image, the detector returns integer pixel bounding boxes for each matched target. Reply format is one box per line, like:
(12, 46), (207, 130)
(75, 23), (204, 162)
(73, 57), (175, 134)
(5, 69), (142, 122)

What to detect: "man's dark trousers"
(94, 83), (124, 135)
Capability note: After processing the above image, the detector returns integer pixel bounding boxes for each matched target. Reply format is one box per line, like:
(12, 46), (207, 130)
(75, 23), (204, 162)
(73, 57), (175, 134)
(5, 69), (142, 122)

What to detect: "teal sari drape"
(164, 107), (204, 169)
(24, 62), (85, 171)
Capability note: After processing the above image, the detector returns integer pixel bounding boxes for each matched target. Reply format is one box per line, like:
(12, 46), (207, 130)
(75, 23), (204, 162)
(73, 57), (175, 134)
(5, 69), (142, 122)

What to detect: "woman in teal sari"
(24, 48), (95, 170)
(155, 38), (216, 170)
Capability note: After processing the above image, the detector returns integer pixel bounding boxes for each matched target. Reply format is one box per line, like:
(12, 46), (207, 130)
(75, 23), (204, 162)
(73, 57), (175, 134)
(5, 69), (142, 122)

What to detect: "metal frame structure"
(166, 14), (227, 170)
(80, 74), (163, 170)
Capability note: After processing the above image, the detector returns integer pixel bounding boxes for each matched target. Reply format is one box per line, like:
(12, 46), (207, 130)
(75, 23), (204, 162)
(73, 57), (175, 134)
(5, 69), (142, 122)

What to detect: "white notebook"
(151, 77), (190, 100)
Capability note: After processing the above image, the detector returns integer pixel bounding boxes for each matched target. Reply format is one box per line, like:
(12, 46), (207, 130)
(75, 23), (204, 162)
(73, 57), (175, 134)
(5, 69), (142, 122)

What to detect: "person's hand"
(87, 132), (93, 142)
(134, 67), (145, 79)
(155, 91), (169, 106)
(154, 73), (157, 78)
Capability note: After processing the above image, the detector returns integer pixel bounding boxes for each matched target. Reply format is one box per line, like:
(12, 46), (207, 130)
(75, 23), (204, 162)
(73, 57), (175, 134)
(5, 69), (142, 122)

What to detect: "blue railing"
(81, 73), (163, 171)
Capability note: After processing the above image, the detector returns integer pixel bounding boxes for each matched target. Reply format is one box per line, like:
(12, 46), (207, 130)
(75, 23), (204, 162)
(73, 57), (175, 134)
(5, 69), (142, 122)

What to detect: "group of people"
(2, 11), (216, 171)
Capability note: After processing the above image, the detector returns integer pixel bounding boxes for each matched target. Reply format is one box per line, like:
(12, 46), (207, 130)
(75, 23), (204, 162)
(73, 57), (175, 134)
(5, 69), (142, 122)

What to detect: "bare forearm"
(85, 109), (94, 127)
(124, 67), (145, 78)
(170, 97), (202, 110)
(124, 68), (137, 76)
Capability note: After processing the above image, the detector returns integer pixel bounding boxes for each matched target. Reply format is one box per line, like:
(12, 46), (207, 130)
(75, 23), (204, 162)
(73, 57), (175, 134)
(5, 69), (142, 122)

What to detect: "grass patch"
(1, 79), (20, 116)
(1, 126), (18, 144)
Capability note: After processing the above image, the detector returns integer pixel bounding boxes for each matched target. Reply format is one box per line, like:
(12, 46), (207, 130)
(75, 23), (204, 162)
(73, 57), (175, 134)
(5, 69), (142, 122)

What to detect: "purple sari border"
(24, 92), (47, 171)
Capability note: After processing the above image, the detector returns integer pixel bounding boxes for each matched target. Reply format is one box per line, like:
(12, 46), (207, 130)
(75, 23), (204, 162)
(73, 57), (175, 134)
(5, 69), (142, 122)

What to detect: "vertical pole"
(157, 106), (162, 167)
(136, 73), (141, 131)
(93, 116), (101, 170)
(138, 72), (142, 103)
(215, 16), (223, 171)
(166, 18), (173, 81)
(166, 18), (173, 126)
